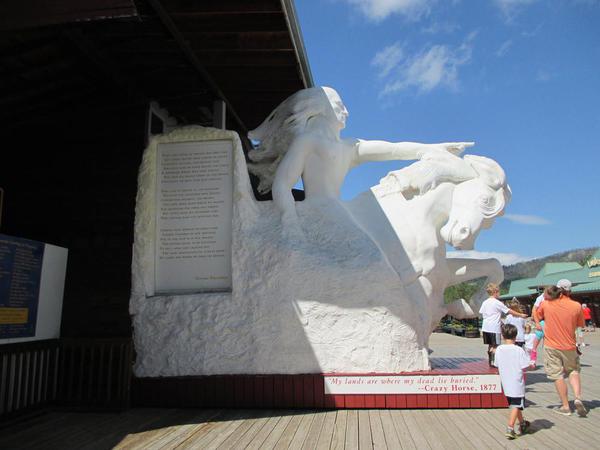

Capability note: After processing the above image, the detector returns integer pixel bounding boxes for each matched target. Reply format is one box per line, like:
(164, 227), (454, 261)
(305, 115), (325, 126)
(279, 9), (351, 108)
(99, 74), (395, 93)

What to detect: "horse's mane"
(463, 155), (511, 218)
(247, 87), (332, 194)
(376, 154), (511, 218)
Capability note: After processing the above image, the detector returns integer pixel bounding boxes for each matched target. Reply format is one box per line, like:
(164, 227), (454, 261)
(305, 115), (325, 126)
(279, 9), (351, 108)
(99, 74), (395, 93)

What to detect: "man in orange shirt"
(536, 279), (586, 416)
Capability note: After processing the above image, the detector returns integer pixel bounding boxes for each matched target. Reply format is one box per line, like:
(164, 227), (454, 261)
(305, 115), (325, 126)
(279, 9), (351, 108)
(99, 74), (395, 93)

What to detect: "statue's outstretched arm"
(272, 141), (306, 222)
(444, 258), (504, 319)
(354, 140), (474, 165)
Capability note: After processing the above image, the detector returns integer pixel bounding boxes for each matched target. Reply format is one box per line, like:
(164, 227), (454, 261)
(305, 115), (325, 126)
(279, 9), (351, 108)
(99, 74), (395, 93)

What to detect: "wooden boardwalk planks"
(1, 332), (599, 449)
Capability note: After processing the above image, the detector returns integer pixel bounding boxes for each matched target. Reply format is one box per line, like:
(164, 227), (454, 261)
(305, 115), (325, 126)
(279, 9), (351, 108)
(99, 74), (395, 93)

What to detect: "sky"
(294, 0), (600, 265)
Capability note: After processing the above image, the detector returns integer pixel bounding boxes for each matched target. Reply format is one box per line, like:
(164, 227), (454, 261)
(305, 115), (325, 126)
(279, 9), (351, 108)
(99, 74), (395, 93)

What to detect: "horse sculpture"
(347, 154), (511, 337)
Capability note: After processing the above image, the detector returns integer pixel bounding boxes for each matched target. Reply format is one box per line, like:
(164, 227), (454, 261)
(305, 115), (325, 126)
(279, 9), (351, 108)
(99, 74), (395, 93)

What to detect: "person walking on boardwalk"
(582, 303), (593, 331)
(523, 323), (536, 362)
(504, 298), (527, 347)
(535, 280), (587, 417)
(530, 291), (546, 364)
(479, 283), (527, 366)
(494, 323), (534, 439)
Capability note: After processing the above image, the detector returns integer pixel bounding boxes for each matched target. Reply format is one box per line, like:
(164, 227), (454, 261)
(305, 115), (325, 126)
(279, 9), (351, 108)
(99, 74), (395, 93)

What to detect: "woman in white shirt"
(479, 284), (528, 366)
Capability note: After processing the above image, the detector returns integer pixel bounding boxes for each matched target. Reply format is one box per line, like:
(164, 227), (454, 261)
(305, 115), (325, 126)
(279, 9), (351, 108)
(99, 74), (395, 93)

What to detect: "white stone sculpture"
(130, 89), (510, 376)
(248, 86), (473, 224)
(351, 154), (511, 332)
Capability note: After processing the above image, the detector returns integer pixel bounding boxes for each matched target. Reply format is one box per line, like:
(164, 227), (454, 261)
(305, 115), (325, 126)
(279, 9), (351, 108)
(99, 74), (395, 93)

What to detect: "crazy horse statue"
(130, 86), (510, 376)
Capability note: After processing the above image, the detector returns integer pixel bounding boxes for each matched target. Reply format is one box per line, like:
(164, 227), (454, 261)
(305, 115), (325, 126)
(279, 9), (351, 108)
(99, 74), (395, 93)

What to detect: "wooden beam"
(146, 0), (247, 133)
(195, 50), (297, 67)
(80, 13), (288, 35)
(0, 0), (138, 31)
(162, 0), (282, 14)
(62, 29), (148, 104)
(167, 13), (288, 33)
(184, 32), (293, 51)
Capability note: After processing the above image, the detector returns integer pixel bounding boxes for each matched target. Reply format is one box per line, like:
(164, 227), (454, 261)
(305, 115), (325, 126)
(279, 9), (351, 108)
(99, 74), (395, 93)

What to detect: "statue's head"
(247, 86), (348, 194)
(249, 86), (347, 143)
(323, 87), (348, 130)
(440, 155), (511, 250)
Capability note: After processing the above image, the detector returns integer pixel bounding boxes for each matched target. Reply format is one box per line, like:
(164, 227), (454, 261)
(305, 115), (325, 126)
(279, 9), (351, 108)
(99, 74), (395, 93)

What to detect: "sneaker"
(505, 427), (517, 440)
(519, 420), (531, 434)
(574, 399), (588, 417)
(552, 406), (572, 416)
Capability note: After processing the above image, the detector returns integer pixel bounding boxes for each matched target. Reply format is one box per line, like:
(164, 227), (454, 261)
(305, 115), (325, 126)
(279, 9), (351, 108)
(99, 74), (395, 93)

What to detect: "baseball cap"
(556, 279), (572, 290)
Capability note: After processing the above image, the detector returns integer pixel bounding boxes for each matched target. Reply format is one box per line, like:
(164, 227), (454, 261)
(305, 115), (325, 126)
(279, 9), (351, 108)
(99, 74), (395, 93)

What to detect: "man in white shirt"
(480, 283), (528, 366)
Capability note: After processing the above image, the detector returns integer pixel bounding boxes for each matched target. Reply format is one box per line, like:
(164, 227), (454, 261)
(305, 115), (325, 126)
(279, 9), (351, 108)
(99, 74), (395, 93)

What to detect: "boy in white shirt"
(494, 323), (535, 439)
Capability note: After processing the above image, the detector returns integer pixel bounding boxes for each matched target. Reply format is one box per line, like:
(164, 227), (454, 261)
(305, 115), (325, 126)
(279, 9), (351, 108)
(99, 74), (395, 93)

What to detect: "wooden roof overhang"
(0, 0), (313, 134)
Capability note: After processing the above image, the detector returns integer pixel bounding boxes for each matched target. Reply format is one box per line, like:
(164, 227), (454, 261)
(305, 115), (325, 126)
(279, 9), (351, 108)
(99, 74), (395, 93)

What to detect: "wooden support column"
(213, 100), (226, 129)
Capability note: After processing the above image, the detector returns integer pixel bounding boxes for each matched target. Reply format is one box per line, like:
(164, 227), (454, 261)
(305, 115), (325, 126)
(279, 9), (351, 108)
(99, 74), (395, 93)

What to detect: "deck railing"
(0, 337), (132, 421)
(0, 339), (60, 420)
(57, 338), (132, 411)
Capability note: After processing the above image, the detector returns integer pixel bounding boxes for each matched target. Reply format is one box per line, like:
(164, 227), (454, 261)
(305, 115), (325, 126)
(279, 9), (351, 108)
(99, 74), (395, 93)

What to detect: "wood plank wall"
(2, 106), (147, 338)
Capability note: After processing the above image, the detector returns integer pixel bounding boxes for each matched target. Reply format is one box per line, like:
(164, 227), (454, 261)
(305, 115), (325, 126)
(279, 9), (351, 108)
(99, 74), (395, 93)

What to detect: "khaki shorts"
(543, 347), (581, 380)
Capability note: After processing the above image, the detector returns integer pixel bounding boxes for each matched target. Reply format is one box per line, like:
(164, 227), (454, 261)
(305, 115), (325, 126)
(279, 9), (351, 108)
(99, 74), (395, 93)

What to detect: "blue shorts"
(535, 320), (545, 340)
(506, 396), (525, 410)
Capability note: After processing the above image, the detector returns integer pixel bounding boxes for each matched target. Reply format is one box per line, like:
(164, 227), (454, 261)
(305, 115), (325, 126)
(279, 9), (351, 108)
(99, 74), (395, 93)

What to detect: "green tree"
(443, 282), (480, 304)
(579, 254), (594, 267)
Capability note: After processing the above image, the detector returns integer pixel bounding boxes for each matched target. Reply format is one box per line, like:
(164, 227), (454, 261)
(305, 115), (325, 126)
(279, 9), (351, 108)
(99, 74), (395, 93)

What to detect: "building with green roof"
(502, 248), (600, 323)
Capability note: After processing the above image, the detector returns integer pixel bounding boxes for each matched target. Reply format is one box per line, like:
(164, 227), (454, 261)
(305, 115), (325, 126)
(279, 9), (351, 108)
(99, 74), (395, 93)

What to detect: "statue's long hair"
(247, 87), (333, 194)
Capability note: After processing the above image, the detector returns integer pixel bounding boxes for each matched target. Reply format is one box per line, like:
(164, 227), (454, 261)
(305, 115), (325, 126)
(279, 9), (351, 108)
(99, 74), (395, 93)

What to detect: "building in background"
(502, 248), (600, 322)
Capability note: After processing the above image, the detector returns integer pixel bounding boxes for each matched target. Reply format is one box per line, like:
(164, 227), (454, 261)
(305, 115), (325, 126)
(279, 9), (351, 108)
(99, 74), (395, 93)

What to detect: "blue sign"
(0, 234), (45, 339)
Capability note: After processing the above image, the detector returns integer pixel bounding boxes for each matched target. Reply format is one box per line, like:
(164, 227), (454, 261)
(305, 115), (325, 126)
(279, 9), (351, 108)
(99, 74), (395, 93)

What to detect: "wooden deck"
(1, 332), (599, 449)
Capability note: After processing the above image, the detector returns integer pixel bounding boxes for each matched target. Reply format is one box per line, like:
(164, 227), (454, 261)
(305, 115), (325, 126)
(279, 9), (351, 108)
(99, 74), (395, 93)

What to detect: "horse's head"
(440, 155), (511, 250)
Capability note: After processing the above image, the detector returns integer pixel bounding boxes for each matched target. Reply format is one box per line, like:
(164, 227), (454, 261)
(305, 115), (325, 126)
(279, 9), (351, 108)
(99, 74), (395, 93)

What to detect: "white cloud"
(371, 43), (404, 78)
(345, 0), (435, 21)
(536, 69), (554, 82)
(447, 250), (535, 266)
(495, 39), (513, 57)
(521, 22), (543, 37)
(373, 32), (475, 95)
(494, 0), (538, 21)
(421, 21), (460, 34)
(503, 214), (551, 225)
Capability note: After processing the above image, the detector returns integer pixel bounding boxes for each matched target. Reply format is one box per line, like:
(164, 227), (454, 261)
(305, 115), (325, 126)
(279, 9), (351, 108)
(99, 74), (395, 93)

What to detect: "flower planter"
(465, 330), (480, 338)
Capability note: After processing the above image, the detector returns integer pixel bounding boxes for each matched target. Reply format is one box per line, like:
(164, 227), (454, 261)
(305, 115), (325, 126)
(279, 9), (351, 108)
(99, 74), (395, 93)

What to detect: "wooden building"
(0, 0), (312, 420)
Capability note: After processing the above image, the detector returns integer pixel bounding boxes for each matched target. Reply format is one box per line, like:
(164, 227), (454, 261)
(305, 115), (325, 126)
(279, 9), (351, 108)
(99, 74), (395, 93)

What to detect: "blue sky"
(295, 0), (600, 265)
